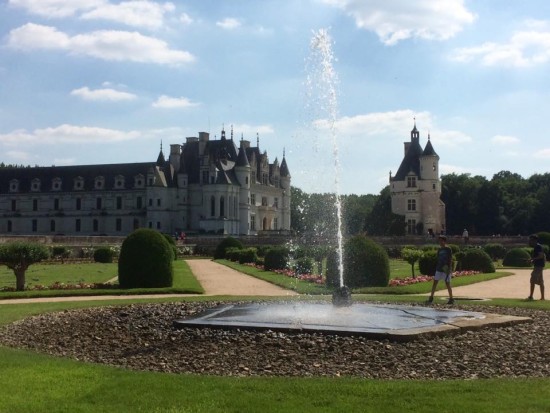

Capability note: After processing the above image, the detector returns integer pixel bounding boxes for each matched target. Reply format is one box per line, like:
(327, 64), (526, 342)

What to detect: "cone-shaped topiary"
(503, 248), (532, 267)
(213, 237), (243, 259)
(118, 228), (173, 288)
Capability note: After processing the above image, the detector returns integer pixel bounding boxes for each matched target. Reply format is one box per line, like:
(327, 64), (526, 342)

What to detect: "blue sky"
(1, 0), (550, 195)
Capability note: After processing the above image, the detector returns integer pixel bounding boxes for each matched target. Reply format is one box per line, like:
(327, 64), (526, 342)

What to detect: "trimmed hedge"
(214, 237), (243, 260)
(482, 243), (507, 260)
(503, 248), (532, 267)
(419, 250), (437, 276)
(238, 248), (258, 264)
(93, 246), (114, 263)
(294, 256), (314, 275)
(264, 247), (289, 271)
(118, 228), (174, 288)
(459, 248), (495, 273)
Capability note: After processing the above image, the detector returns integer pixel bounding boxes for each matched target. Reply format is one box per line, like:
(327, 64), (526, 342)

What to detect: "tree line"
(290, 171), (550, 237)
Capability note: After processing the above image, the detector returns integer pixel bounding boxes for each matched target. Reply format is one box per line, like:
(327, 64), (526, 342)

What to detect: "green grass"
(0, 297), (549, 413)
(0, 260), (204, 299)
(218, 259), (331, 294)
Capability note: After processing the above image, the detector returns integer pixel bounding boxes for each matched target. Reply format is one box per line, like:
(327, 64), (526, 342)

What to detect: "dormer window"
(407, 176), (417, 188)
(52, 178), (62, 191)
(9, 179), (19, 193)
(114, 175), (125, 189)
(94, 176), (105, 190)
(31, 178), (41, 192)
(134, 174), (145, 188)
(73, 176), (84, 190)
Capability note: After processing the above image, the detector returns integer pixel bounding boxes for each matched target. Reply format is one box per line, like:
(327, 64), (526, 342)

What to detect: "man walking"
(527, 234), (545, 301)
(427, 235), (454, 305)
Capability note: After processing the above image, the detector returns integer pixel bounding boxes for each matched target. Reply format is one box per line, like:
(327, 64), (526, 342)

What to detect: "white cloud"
(534, 148), (550, 159)
(491, 135), (520, 144)
(71, 86), (137, 101)
(81, 1), (176, 30)
(6, 150), (32, 161)
(216, 17), (241, 30)
(321, 0), (475, 45)
(0, 124), (141, 145)
(152, 95), (200, 109)
(8, 0), (103, 18)
(180, 12), (193, 25)
(451, 24), (550, 67)
(7, 23), (195, 65)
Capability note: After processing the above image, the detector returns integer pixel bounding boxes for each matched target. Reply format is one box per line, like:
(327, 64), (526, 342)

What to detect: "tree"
(365, 186), (406, 235)
(0, 242), (50, 291)
(401, 248), (423, 278)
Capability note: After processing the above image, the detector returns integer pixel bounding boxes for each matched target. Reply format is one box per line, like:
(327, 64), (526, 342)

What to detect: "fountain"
(174, 29), (528, 340)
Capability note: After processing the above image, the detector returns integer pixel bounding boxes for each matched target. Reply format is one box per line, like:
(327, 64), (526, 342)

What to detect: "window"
(407, 219), (416, 235)
(116, 196), (122, 210)
(407, 199), (416, 211)
(274, 197), (278, 208)
(433, 183), (436, 190)
(261, 197), (268, 206)
(76, 198), (81, 210)
(11, 200), (16, 212)
(54, 198), (60, 210)
(148, 198), (153, 207)
(157, 198), (161, 207)
(220, 196), (225, 217)
(31, 179), (41, 192)
(96, 197), (102, 210)
(74, 177), (84, 190)
(407, 176), (417, 188)
(116, 218), (122, 232)
(75, 219), (81, 232)
(7, 220), (12, 232)
(114, 175), (125, 189)
(274, 217), (278, 229)
(250, 194), (256, 205)
(33, 199), (38, 211)
(156, 221), (161, 229)
(94, 176), (105, 190)
(210, 196), (215, 217)
(262, 173), (268, 185)
(433, 162), (437, 172)
(50, 220), (56, 232)
(245, 176), (249, 185)
(137, 196), (143, 209)
(134, 175), (144, 188)
(52, 177), (62, 191)
(148, 222), (153, 228)
(9, 180), (19, 193)
(93, 219), (99, 232)
(32, 219), (37, 232)
(251, 215), (256, 230)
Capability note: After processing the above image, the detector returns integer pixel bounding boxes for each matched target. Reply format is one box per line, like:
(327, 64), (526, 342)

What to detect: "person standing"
(527, 234), (545, 301)
(462, 229), (469, 245)
(427, 235), (454, 305)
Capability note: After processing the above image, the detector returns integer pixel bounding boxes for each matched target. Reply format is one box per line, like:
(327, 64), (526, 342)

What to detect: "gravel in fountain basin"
(0, 301), (549, 380)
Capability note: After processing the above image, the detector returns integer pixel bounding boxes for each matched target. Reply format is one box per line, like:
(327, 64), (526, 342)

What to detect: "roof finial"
(241, 133), (244, 141)
(160, 140), (163, 152)
(283, 147), (286, 157)
(256, 132), (259, 148)
(231, 124), (234, 140)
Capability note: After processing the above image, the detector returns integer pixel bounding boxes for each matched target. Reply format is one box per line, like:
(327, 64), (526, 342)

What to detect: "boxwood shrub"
(238, 247), (258, 264)
(118, 228), (173, 288)
(214, 237), (243, 259)
(93, 246), (114, 263)
(460, 248), (495, 273)
(482, 243), (507, 260)
(264, 246), (289, 271)
(503, 248), (532, 267)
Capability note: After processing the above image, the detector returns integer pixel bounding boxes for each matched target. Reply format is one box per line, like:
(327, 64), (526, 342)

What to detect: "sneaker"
(447, 298), (455, 305)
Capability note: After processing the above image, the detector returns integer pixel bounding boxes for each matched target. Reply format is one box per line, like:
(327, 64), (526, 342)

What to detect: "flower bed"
(389, 270), (481, 287)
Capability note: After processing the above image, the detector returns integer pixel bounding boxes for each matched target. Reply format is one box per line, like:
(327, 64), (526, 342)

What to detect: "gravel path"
(1, 301), (549, 379)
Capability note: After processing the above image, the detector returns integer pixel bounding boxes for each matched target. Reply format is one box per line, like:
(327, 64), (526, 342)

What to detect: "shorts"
(434, 271), (452, 283)
(531, 267), (544, 286)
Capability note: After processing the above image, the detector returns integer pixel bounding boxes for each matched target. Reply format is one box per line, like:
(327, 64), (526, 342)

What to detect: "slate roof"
(392, 138), (423, 181)
(422, 138), (438, 157)
(0, 162), (155, 193)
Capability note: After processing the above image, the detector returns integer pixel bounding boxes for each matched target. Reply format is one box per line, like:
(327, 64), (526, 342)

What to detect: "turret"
(420, 134), (439, 182)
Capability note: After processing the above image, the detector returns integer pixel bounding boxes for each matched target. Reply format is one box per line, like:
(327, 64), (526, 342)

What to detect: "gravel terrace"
(1, 301), (549, 380)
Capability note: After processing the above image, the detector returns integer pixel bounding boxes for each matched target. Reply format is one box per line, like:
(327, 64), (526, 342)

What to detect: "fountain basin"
(173, 302), (529, 342)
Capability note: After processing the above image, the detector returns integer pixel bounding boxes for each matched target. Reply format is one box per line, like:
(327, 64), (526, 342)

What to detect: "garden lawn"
(0, 297), (549, 413)
(0, 260), (204, 299)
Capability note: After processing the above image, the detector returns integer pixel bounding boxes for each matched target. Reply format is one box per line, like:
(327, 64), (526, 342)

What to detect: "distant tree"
(341, 194), (376, 236)
(0, 242), (50, 291)
(401, 247), (423, 278)
(365, 186), (405, 236)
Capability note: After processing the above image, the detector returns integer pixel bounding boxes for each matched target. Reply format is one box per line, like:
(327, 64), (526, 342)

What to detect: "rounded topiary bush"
(238, 248), (258, 264)
(93, 246), (114, 263)
(503, 248), (532, 267)
(537, 232), (550, 248)
(118, 228), (173, 288)
(460, 249), (495, 273)
(213, 237), (243, 259)
(161, 233), (178, 260)
(264, 247), (289, 271)
(419, 250), (437, 276)
(225, 247), (242, 262)
(294, 256), (314, 275)
(327, 235), (390, 288)
(482, 243), (507, 260)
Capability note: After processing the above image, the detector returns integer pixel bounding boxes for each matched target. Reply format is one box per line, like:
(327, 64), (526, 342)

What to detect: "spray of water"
(305, 29), (345, 287)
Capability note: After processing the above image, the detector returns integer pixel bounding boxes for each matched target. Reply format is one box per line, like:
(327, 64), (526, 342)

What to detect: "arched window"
(210, 196), (215, 217)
